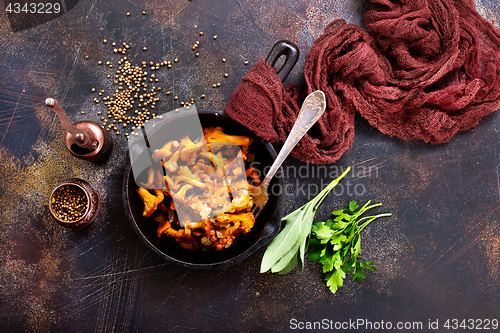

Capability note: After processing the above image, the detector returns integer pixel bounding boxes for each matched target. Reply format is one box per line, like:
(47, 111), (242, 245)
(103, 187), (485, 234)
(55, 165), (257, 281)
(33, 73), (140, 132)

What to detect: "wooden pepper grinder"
(45, 97), (113, 162)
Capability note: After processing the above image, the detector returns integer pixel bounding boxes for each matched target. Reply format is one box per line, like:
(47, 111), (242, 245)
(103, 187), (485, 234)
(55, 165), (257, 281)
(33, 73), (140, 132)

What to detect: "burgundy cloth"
(225, 0), (500, 164)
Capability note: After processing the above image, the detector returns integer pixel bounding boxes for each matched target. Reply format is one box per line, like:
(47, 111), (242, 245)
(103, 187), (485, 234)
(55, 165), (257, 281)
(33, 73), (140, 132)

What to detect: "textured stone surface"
(0, 0), (499, 331)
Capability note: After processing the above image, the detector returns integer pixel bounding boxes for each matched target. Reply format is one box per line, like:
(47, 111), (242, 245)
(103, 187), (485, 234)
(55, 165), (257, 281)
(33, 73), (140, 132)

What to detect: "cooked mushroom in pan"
(137, 127), (261, 251)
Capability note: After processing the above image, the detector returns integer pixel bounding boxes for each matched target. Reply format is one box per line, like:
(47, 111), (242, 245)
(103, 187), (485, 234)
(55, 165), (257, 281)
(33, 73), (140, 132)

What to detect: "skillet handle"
(265, 40), (299, 82)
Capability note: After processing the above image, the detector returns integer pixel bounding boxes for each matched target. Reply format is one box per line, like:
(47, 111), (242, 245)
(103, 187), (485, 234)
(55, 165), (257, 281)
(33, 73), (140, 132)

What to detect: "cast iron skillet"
(122, 40), (299, 268)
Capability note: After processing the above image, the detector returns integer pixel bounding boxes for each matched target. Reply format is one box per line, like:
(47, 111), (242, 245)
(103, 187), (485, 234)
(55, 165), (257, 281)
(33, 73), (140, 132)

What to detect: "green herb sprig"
(308, 200), (392, 293)
(260, 167), (351, 274)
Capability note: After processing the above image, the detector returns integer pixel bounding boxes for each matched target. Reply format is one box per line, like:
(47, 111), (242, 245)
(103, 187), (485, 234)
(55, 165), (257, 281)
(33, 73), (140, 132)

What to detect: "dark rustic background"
(0, 0), (499, 332)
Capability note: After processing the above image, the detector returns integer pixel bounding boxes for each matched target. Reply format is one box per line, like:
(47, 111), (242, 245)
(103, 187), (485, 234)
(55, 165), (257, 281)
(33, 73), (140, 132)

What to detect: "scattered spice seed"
(224, 73), (228, 77)
(201, 94), (206, 98)
(245, 61), (249, 65)
(222, 58), (226, 62)
(85, 55), (89, 59)
(95, 57), (162, 136)
(199, 31), (204, 36)
(103, 39), (108, 43)
(213, 35), (217, 39)
(142, 11), (146, 15)
(127, 12), (130, 16)
(98, 61), (102, 65)
(143, 47), (147, 51)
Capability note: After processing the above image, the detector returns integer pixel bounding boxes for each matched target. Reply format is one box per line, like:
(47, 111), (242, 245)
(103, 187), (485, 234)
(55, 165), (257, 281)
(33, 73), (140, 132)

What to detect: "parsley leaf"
(360, 260), (377, 271)
(325, 269), (346, 293)
(308, 200), (391, 294)
(314, 223), (335, 243)
(351, 263), (366, 282)
(307, 239), (324, 262)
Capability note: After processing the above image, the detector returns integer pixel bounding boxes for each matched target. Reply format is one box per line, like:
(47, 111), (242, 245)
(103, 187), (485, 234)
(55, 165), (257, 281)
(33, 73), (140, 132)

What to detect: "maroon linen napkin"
(225, 0), (500, 164)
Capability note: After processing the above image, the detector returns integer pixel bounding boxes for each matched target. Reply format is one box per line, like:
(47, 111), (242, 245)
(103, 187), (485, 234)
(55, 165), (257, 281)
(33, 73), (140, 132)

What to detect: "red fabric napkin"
(225, 0), (500, 164)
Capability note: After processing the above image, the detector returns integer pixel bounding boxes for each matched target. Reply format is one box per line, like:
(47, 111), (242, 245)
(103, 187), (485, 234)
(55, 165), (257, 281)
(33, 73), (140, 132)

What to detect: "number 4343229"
(443, 318), (498, 330)
(5, 2), (61, 14)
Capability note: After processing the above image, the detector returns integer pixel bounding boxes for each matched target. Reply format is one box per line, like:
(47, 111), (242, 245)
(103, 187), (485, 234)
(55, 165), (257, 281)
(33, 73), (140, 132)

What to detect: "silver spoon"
(251, 90), (327, 219)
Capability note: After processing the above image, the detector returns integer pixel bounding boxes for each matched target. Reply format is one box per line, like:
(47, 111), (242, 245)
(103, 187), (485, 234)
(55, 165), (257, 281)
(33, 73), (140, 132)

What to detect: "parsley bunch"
(308, 200), (391, 293)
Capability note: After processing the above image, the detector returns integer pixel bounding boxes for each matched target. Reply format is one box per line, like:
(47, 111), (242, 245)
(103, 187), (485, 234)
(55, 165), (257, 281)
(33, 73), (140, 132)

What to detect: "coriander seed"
(50, 184), (88, 222)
